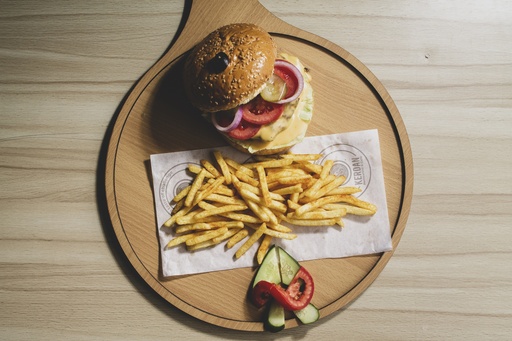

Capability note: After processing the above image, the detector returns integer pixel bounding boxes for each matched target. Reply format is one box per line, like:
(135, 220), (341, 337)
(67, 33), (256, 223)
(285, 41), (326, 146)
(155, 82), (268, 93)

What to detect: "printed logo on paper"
(159, 162), (198, 214)
(317, 143), (372, 196)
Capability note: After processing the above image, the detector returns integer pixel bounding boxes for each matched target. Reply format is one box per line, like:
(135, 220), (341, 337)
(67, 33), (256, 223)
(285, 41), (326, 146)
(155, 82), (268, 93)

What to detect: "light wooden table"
(1, 0), (511, 339)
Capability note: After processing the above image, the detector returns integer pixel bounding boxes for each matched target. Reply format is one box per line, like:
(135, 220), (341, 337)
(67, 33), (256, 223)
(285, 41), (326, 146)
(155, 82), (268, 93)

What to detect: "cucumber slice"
(252, 245), (281, 287)
(265, 300), (285, 332)
(277, 247), (301, 286)
(293, 303), (320, 324)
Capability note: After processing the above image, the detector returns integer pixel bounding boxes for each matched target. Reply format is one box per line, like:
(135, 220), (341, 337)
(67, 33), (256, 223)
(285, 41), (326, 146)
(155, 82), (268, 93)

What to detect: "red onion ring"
(274, 60), (304, 104)
(211, 107), (243, 132)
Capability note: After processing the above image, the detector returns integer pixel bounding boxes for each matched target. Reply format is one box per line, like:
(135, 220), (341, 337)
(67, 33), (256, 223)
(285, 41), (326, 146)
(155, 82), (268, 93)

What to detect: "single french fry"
(325, 186), (361, 196)
(243, 158), (293, 169)
(193, 203), (248, 220)
(280, 153), (322, 162)
(185, 227), (228, 246)
(319, 159), (334, 179)
(266, 169), (308, 183)
(171, 198), (184, 215)
(186, 239), (218, 251)
(198, 201), (261, 223)
(175, 223), (211, 234)
(205, 193), (246, 206)
(272, 183), (304, 196)
(200, 159), (221, 177)
(223, 157), (240, 170)
(235, 169), (259, 187)
(334, 195), (378, 213)
(235, 223), (267, 259)
(163, 204), (193, 227)
(287, 199), (301, 211)
(184, 168), (207, 207)
(295, 208), (347, 220)
(222, 157), (241, 172)
(323, 203), (376, 216)
(206, 221), (244, 229)
(174, 208), (203, 225)
(175, 221), (244, 234)
(335, 218), (345, 227)
(257, 235), (273, 264)
(226, 228), (249, 249)
(284, 217), (337, 226)
(166, 233), (196, 248)
(264, 229), (297, 240)
(213, 151), (232, 185)
(277, 174), (312, 186)
(187, 164), (202, 174)
(223, 212), (262, 224)
(296, 162), (323, 174)
(173, 185), (191, 203)
(256, 165), (271, 206)
(176, 210), (222, 225)
(188, 164), (215, 178)
(295, 194), (357, 216)
(267, 222), (293, 233)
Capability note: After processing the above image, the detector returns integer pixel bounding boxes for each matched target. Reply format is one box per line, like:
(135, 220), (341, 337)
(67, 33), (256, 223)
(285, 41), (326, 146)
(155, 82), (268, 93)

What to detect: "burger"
(183, 23), (313, 155)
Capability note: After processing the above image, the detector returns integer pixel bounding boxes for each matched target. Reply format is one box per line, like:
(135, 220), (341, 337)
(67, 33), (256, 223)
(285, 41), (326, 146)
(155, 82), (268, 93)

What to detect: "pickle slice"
(261, 74), (287, 102)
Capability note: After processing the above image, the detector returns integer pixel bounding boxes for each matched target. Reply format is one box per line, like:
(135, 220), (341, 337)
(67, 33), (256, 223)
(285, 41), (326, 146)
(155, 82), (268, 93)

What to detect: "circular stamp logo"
(316, 143), (372, 196)
(158, 162), (198, 215)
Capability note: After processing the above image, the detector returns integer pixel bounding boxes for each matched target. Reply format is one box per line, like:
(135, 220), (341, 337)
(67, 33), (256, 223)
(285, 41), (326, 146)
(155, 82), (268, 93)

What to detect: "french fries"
(164, 150), (378, 264)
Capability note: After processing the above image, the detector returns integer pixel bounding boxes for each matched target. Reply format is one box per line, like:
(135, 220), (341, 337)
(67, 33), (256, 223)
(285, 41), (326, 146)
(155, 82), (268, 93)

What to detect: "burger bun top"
(183, 23), (277, 112)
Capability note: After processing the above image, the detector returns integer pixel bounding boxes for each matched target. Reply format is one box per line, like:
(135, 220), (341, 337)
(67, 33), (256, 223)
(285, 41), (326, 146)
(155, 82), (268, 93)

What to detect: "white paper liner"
(150, 129), (392, 277)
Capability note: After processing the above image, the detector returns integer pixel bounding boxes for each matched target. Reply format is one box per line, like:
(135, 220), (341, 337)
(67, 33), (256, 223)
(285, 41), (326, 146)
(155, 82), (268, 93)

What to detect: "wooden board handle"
(162, 0), (301, 61)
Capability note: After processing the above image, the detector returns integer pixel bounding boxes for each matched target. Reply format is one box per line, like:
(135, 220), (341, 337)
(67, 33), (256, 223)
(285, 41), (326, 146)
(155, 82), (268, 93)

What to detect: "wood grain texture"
(1, 0), (511, 339)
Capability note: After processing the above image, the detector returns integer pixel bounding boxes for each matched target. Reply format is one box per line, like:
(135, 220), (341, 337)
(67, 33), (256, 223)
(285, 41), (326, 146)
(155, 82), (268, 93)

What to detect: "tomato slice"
(251, 267), (314, 311)
(241, 96), (284, 125)
(227, 119), (260, 140)
(274, 64), (298, 99)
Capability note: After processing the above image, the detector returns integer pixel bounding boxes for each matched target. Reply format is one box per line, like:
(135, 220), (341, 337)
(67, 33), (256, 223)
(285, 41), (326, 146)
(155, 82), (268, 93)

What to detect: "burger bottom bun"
(221, 134), (296, 155)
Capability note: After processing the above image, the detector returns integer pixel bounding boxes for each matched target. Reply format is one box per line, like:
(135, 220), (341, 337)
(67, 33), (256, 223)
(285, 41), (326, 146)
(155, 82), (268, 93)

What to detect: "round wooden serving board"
(105, 0), (413, 332)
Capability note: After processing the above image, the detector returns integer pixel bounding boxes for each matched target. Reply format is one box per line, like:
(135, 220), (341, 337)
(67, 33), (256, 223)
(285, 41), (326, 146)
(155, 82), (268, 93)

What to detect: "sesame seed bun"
(183, 23), (277, 112)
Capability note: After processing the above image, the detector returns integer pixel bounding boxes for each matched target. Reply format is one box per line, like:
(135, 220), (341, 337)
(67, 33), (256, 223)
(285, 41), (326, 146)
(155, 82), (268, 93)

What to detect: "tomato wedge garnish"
(226, 118), (260, 140)
(252, 267), (314, 311)
(241, 96), (284, 125)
